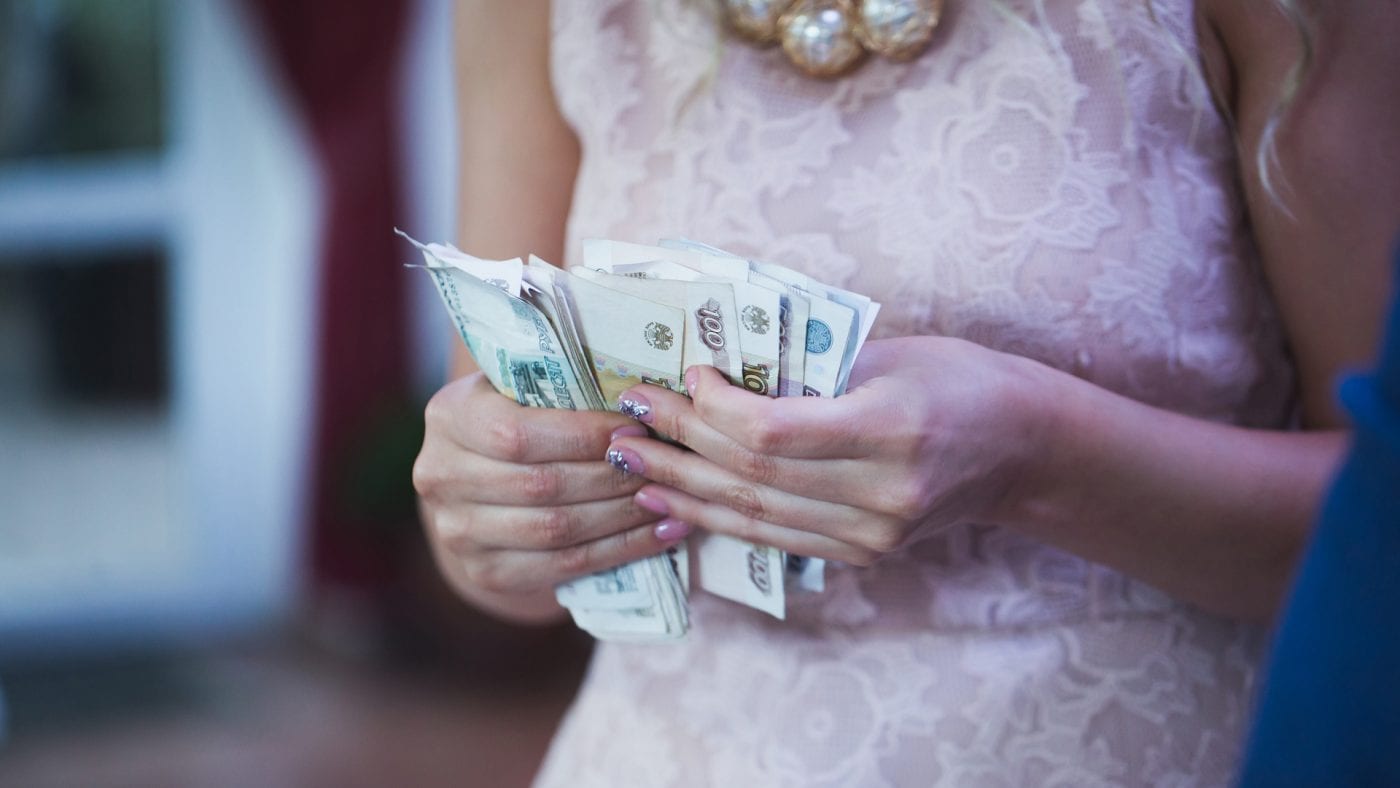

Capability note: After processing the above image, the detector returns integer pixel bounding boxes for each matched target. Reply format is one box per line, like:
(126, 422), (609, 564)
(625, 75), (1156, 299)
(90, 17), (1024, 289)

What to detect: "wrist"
(987, 353), (1085, 530)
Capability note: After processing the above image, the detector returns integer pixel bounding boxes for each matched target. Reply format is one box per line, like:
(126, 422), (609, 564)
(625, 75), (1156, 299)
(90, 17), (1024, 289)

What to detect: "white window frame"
(0, 0), (316, 655)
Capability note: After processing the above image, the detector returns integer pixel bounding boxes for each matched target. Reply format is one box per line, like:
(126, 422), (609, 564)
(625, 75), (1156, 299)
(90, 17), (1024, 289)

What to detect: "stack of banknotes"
(405, 232), (879, 641)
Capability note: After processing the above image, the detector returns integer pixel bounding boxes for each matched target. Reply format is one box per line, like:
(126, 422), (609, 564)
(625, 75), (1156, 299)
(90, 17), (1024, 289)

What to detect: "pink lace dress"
(535, 1), (1295, 784)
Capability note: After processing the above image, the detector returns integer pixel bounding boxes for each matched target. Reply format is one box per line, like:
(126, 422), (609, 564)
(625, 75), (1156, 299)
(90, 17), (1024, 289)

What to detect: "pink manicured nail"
(605, 445), (644, 475)
(635, 488), (670, 516)
(610, 425), (649, 441)
(618, 391), (653, 423)
(684, 367), (699, 398)
(653, 518), (690, 541)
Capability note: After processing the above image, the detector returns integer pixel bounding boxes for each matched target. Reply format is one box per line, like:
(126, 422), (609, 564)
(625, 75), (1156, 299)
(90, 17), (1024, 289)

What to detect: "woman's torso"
(537, 0), (1294, 784)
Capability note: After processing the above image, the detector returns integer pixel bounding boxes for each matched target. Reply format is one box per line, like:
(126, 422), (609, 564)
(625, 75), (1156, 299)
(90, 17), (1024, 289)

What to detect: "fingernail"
(606, 449), (629, 474)
(653, 518), (690, 541)
(684, 367), (699, 398)
(635, 488), (669, 516)
(610, 424), (649, 442)
(618, 392), (652, 423)
(606, 445), (644, 475)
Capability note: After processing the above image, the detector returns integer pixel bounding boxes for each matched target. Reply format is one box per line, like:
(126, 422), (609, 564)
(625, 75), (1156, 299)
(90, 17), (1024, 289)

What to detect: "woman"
(414, 0), (1400, 783)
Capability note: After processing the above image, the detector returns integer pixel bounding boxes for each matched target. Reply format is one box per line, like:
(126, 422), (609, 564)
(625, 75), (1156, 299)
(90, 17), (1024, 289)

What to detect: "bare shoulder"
(1195, 0), (1400, 427)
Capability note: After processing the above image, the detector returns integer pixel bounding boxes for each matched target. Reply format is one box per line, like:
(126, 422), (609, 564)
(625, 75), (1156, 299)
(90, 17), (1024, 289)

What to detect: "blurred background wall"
(0, 1), (587, 784)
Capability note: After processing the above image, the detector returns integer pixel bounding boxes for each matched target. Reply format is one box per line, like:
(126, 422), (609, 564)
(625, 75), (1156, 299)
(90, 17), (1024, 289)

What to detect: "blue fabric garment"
(1238, 244), (1400, 787)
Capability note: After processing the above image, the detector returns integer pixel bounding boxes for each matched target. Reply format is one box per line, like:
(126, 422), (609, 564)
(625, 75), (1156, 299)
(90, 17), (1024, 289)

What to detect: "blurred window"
(0, 0), (165, 161)
(1, 0), (313, 659)
(0, 252), (168, 408)
(0, 1), (177, 651)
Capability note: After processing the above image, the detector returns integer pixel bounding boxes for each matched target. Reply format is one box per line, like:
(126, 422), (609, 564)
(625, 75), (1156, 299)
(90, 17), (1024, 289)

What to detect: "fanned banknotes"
(405, 232), (880, 641)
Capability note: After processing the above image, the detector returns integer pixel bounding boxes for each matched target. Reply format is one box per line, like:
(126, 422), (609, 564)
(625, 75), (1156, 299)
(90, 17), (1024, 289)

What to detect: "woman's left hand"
(605, 335), (1055, 566)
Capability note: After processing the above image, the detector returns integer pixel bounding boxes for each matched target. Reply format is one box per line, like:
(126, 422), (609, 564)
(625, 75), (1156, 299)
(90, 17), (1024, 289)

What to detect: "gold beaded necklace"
(721, 0), (945, 78)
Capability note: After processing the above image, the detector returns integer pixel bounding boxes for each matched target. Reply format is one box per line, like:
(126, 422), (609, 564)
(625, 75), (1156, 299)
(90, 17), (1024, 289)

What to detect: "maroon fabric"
(245, 0), (411, 587)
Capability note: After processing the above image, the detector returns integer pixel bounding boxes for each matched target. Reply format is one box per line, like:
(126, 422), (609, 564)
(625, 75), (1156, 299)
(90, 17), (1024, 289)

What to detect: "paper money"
(692, 532), (786, 620)
(419, 265), (588, 410)
(752, 261), (875, 396)
(566, 553), (688, 640)
(570, 268), (745, 389)
(796, 295), (853, 398)
(407, 231), (880, 641)
(555, 561), (658, 611)
(749, 270), (811, 399)
(608, 258), (783, 398)
(397, 230), (525, 296)
(584, 240), (783, 397)
(659, 238), (881, 394)
(551, 268), (687, 406)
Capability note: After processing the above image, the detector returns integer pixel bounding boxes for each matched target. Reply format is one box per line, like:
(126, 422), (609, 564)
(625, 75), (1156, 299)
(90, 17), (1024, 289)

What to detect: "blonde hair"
(1257, 0), (1314, 209)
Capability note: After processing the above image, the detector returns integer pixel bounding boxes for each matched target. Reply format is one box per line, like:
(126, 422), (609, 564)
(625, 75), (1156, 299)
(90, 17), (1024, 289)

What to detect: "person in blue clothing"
(1239, 240), (1400, 786)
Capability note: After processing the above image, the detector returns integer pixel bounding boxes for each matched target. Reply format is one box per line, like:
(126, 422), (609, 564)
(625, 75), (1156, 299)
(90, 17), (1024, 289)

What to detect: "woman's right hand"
(413, 372), (690, 624)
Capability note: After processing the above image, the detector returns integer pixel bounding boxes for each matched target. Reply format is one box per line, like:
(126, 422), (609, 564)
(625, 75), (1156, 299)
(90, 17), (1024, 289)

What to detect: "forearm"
(1006, 361), (1346, 620)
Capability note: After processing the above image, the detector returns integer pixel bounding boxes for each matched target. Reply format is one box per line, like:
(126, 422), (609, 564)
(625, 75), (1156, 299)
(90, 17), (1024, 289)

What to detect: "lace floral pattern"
(536, 1), (1294, 784)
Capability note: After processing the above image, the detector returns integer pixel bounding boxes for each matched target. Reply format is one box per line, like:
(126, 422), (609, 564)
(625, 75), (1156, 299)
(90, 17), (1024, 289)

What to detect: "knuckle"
(647, 457), (686, 489)
(469, 561), (511, 594)
(556, 412), (603, 457)
(847, 548), (880, 568)
(485, 417), (530, 462)
(607, 465), (644, 496)
(423, 506), (458, 541)
(745, 416), (789, 455)
(553, 542), (593, 578)
(519, 464), (563, 503)
(613, 523), (646, 557)
(531, 506), (578, 550)
(731, 447), (779, 486)
(425, 387), (472, 445)
(441, 530), (477, 559)
(432, 512), (478, 556)
(728, 516), (764, 545)
(662, 412), (690, 448)
(863, 522), (905, 555)
(889, 480), (933, 522)
(422, 391), (447, 431)
(454, 549), (483, 580)
(411, 453), (444, 499)
(692, 394), (723, 429)
(560, 429), (594, 458)
(903, 427), (939, 467)
(723, 483), (768, 522)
